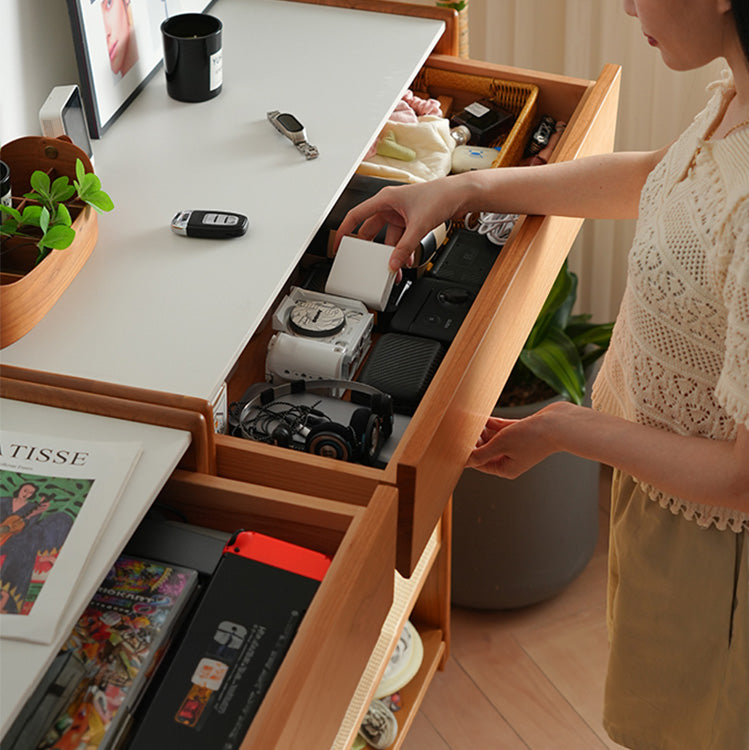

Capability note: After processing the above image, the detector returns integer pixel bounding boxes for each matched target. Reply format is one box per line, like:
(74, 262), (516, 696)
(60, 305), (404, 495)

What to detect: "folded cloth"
(364, 90), (444, 158)
(376, 131), (416, 161)
(358, 116), (455, 183)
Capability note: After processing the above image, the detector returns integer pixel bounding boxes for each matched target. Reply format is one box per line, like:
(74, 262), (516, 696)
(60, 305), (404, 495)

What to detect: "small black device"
(390, 277), (476, 344)
(128, 533), (326, 750)
(428, 227), (500, 288)
(231, 379), (393, 465)
(356, 333), (445, 415)
(450, 98), (514, 147)
(171, 210), (249, 239)
(306, 174), (406, 255)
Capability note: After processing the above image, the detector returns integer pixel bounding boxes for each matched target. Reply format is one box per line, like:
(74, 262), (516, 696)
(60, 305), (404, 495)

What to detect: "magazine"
(0, 431), (142, 644)
(25, 555), (199, 750)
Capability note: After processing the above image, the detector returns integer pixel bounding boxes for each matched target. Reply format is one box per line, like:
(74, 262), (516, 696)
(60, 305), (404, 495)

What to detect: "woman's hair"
(733, 1), (749, 61)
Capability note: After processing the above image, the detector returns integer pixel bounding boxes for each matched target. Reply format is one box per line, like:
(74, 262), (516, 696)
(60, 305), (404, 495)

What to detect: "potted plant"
(0, 136), (113, 349)
(499, 259), (613, 408)
(0, 158), (113, 268)
(451, 260), (615, 609)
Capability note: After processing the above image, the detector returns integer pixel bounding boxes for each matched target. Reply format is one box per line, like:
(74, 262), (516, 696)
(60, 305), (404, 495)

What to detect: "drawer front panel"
(388, 59), (621, 573)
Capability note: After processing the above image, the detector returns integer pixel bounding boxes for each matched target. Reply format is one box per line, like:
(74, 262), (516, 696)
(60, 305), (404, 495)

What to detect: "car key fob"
(171, 210), (249, 239)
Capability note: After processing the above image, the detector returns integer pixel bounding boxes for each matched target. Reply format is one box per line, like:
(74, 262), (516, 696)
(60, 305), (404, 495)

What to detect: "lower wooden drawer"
(156, 470), (398, 750)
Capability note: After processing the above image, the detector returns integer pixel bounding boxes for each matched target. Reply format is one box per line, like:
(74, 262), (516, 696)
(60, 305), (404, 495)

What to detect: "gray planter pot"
(451, 392), (600, 610)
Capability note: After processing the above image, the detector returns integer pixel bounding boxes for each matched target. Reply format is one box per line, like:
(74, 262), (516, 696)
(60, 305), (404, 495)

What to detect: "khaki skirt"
(604, 470), (748, 750)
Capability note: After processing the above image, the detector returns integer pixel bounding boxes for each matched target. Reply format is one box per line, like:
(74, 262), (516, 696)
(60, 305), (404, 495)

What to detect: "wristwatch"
(267, 110), (319, 160)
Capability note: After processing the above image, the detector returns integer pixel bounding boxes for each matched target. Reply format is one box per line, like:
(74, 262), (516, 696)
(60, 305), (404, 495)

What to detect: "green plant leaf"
(53, 203), (73, 227)
(520, 326), (585, 405)
(525, 262), (575, 348)
(568, 321), (614, 350)
(49, 175), (75, 204)
(71, 159), (114, 213)
(39, 206), (50, 235)
(39, 224), (75, 250)
(29, 169), (51, 197)
(20, 205), (43, 227)
(551, 268), (577, 331)
(0, 204), (22, 223)
(580, 347), (608, 372)
(82, 190), (114, 213)
(75, 171), (100, 198)
(1, 218), (19, 236)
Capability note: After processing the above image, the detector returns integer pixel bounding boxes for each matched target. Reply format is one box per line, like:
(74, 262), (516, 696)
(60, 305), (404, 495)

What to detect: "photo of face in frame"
(101, 0), (140, 78)
(66, 0), (215, 137)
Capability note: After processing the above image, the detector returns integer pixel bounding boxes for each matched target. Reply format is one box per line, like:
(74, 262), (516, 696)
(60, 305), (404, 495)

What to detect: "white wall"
(1, 0), (82, 144)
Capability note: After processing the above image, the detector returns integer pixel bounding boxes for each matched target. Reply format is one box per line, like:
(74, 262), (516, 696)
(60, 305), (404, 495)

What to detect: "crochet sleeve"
(716, 201), (749, 429)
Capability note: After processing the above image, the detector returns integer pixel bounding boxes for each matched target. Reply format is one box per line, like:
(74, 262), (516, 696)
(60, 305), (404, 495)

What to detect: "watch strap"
(295, 140), (319, 160)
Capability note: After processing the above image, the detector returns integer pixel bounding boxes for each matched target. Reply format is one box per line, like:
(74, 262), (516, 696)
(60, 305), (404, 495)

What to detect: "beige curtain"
(411, 0), (724, 321)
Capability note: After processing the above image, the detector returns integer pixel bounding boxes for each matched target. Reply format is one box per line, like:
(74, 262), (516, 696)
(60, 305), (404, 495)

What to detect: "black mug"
(161, 13), (223, 103)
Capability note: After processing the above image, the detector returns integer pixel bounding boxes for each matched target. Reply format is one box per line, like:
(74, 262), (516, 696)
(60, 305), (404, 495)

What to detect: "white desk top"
(1, 0), (444, 404)
(0, 399), (190, 734)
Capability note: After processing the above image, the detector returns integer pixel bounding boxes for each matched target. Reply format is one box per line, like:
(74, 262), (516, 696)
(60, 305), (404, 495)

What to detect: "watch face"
(277, 113), (304, 133)
(289, 300), (346, 337)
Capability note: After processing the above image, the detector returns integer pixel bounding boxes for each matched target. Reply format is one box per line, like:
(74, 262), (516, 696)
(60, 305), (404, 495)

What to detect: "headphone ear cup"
(369, 393), (394, 439)
(270, 424), (293, 447)
(349, 407), (381, 465)
(305, 422), (356, 462)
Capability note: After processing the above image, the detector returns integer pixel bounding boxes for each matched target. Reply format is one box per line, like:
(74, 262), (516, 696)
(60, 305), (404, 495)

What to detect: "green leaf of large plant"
(520, 325), (586, 405)
(525, 262), (575, 348)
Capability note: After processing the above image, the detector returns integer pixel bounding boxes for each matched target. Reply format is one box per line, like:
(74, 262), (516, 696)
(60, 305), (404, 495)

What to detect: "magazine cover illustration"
(0, 431), (142, 644)
(0, 471), (94, 616)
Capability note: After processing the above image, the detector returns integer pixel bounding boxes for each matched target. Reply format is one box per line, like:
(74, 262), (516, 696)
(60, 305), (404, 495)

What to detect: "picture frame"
(65, 0), (214, 138)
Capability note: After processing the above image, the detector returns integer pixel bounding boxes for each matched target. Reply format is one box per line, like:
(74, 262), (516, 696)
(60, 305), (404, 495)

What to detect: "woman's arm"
(467, 402), (749, 515)
(335, 148), (668, 270)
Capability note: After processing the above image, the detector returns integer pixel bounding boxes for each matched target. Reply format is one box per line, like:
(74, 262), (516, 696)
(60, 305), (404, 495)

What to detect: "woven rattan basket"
(412, 66), (539, 168)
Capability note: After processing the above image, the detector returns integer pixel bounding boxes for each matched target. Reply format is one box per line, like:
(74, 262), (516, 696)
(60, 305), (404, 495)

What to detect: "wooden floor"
(403, 468), (628, 750)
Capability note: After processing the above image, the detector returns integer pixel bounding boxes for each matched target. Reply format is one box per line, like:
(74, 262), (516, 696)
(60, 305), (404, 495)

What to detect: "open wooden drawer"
(154, 468), (398, 750)
(216, 54), (621, 577)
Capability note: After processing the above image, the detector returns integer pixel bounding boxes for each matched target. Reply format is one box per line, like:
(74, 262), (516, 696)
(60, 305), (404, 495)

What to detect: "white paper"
(0, 431), (142, 645)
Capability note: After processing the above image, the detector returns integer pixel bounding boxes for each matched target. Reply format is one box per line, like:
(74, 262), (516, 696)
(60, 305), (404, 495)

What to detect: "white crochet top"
(592, 72), (749, 532)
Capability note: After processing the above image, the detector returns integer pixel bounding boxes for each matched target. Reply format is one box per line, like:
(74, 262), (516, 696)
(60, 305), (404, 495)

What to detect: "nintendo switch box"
(127, 531), (331, 750)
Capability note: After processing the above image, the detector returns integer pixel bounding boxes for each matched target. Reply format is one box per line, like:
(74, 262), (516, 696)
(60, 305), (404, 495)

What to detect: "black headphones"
(231, 379), (394, 465)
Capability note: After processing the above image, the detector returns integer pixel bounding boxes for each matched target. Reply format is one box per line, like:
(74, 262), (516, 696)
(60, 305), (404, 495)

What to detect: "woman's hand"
(466, 412), (558, 479)
(333, 177), (467, 271)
